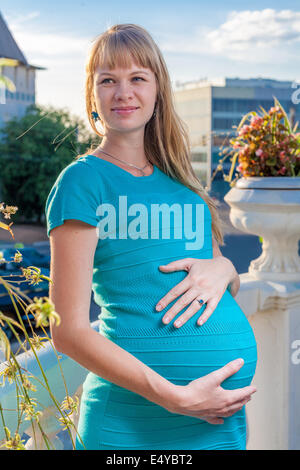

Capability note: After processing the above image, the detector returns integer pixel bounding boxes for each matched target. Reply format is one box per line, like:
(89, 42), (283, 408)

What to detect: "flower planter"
(224, 176), (300, 281)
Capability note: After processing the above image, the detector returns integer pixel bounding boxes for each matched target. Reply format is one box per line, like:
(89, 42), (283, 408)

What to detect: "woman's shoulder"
(56, 155), (96, 180)
(45, 156), (103, 237)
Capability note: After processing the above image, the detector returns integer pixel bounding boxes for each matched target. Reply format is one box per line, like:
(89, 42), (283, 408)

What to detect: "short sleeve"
(45, 160), (101, 237)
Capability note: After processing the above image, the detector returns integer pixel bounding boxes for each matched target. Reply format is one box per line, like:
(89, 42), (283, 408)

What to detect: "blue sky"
(2, 1), (300, 122)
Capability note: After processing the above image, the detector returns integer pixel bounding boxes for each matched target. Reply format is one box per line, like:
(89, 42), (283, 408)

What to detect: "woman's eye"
(100, 77), (144, 84)
(101, 78), (113, 84)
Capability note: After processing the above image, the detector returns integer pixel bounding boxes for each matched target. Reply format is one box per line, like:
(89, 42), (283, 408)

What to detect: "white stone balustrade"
(225, 176), (300, 450)
(234, 275), (300, 449)
(0, 320), (100, 450)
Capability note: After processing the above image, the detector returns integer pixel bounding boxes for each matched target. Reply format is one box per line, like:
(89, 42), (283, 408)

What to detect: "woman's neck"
(98, 133), (148, 167)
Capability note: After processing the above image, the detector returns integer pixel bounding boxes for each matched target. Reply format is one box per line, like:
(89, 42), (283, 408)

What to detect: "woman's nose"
(114, 81), (134, 100)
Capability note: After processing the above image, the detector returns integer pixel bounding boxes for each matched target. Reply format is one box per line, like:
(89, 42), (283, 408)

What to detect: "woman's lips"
(112, 107), (139, 115)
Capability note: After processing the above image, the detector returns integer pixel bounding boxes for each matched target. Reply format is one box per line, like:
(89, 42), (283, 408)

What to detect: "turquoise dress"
(45, 154), (257, 450)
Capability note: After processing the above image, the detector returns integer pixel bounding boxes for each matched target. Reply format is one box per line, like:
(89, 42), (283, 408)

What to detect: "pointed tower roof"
(0, 11), (28, 64)
(0, 11), (45, 70)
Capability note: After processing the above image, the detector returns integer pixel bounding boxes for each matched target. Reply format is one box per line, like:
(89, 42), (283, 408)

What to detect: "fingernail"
(237, 358), (244, 365)
(156, 304), (162, 311)
(174, 320), (181, 327)
(163, 316), (170, 324)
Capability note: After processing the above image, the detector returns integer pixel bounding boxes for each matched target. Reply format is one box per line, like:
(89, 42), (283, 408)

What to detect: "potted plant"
(217, 98), (300, 281)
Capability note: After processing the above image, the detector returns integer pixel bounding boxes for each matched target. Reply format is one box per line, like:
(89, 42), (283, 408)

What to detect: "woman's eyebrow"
(97, 70), (150, 77)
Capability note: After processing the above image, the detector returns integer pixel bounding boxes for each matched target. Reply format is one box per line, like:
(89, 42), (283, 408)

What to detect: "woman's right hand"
(165, 358), (256, 425)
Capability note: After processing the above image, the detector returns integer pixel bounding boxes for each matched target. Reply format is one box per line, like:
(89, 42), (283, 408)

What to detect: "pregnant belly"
(114, 289), (258, 391)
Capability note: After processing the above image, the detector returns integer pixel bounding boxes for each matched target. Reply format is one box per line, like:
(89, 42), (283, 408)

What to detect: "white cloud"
(10, 30), (91, 60)
(159, 9), (300, 64)
(6, 11), (91, 61)
(207, 9), (300, 60)
(5, 11), (92, 120)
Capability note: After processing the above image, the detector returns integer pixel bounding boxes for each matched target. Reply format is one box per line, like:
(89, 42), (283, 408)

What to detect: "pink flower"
(250, 116), (264, 130)
(279, 151), (286, 161)
(236, 163), (243, 172)
(233, 142), (241, 149)
(239, 125), (250, 136)
(270, 106), (280, 114)
(255, 149), (263, 157)
(278, 167), (286, 175)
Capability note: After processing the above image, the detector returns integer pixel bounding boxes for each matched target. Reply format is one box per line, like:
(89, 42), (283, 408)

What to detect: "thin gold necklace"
(97, 148), (152, 176)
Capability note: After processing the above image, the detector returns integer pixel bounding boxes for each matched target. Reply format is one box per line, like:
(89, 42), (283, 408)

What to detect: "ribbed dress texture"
(45, 154), (257, 450)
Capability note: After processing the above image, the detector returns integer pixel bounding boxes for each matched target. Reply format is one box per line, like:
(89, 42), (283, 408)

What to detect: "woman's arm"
(49, 220), (255, 422)
(49, 219), (176, 408)
(212, 237), (240, 297)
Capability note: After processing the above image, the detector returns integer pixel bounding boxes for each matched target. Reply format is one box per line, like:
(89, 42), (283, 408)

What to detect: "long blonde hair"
(77, 24), (224, 246)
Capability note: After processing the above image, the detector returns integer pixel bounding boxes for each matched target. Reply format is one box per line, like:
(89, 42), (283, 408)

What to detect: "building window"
(213, 99), (235, 112)
(213, 98), (283, 114)
(191, 152), (207, 162)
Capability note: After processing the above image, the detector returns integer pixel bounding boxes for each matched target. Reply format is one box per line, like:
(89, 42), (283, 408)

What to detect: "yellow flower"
(29, 332), (49, 351)
(19, 400), (42, 422)
(58, 414), (74, 431)
(0, 428), (26, 450)
(61, 395), (80, 416)
(13, 250), (23, 263)
(21, 266), (52, 286)
(26, 297), (61, 328)
(22, 374), (37, 392)
(0, 362), (18, 386)
(0, 203), (18, 219)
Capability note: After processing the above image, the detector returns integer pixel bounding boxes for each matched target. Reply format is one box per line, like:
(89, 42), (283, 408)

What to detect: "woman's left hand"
(155, 257), (237, 328)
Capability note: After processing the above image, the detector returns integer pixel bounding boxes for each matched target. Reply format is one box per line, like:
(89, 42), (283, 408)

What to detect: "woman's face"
(93, 60), (157, 135)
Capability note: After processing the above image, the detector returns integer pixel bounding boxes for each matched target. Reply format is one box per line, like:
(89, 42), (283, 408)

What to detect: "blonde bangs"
(92, 30), (157, 75)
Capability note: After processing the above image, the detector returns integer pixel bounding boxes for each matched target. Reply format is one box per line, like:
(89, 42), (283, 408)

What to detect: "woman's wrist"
(214, 255), (240, 297)
(159, 383), (187, 412)
(150, 377), (182, 410)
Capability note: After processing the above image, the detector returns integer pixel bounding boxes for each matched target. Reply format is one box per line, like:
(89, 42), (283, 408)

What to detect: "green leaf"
(273, 96), (292, 133)
(258, 105), (268, 116)
(236, 112), (255, 131)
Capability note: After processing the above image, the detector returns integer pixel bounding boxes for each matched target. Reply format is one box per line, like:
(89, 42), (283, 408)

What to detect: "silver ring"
(197, 299), (204, 304)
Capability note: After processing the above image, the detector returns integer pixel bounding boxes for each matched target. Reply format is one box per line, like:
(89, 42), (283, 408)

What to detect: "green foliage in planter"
(0, 104), (100, 224)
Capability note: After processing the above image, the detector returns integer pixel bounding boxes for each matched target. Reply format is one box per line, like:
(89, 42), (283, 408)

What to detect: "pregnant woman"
(45, 24), (257, 450)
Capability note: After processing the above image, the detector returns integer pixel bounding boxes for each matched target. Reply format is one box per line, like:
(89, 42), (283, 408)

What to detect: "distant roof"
(0, 10), (45, 70)
(174, 77), (293, 91)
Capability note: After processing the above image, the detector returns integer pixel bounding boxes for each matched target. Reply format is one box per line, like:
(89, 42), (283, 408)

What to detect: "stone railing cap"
(235, 177), (300, 190)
